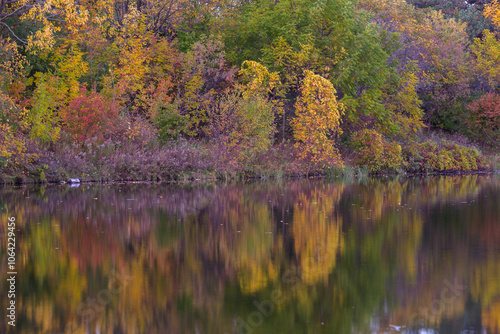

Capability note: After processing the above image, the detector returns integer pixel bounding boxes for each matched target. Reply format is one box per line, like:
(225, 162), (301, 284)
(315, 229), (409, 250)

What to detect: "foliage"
(379, 62), (424, 137)
(28, 73), (62, 143)
(61, 90), (119, 142)
(312, 0), (424, 137)
(154, 101), (190, 142)
(261, 38), (323, 95)
(208, 90), (274, 165)
(471, 29), (500, 90)
(239, 60), (282, 98)
(179, 35), (236, 136)
(404, 138), (484, 172)
(221, 0), (316, 66)
(291, 70), (344, 171)
(0, 37), (28, 127)
(361, 0), (471, 129)
(52, 40), (89, 101)
(466, 93), (500, 148)
(484, 0), (500, 29)
(427, 95), (477, 133)
(349, 129), (404, 173)
(0, 124), (26, 169)
(1, 0), (498, 178)
(407, 0), (493, 39)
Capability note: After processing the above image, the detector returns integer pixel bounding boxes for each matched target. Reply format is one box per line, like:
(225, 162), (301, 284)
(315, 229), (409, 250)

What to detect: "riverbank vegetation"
(2, 0), (500, 183)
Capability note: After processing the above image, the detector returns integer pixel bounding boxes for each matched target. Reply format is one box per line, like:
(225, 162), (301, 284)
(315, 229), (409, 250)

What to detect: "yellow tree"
(471, 30), (500, 89)
(291, 70), (344, 173)
(469, 0), (500, 93)
(239, 60), (281, 99)
(0, 38), (28, 167)
(484, 0), (500, 28)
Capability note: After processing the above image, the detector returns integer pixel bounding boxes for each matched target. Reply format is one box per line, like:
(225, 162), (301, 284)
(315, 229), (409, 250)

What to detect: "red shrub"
(62, 90), (119, 142)
(467, 93), (500, 148)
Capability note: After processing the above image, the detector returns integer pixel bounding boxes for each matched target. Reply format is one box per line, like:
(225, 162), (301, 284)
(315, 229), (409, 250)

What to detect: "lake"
(1, 175), (499, 333)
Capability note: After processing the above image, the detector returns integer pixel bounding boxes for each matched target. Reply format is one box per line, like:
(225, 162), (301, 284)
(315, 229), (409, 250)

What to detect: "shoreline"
(1, 169), (496, 187)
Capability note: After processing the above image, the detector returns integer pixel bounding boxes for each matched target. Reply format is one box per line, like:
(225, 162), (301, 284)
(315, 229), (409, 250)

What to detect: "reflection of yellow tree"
(215, 189), (278, 294)
(469, 198), (500, 320)
(482, 300), (500, 334)
(406, 175), (482, 207)
(471, 254), (500, 310)
(345, 176), (483, 228)
(2, 176), (498, 333)
(19, 221), (88, 333)
(390, 212), (424, 281)
(292, 185), (344, 286)
(349, 179), (405, 224)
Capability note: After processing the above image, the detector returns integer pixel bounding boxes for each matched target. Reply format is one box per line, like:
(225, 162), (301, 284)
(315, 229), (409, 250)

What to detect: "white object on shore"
(67, 178), (81, 184)
(388, 324), (406, 331)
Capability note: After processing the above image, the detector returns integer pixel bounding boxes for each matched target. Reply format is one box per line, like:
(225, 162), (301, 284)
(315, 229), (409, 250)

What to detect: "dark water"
(1, 175), (500, 334)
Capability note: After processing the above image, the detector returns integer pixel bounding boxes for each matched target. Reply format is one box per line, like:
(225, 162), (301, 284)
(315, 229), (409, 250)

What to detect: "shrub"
(382, 141), (404, 171)
(0, 124), (26, 169)
(466, 92), (500, 148)
(62, 90), (119, 143)
(0, 124), (40, 182)
(208, 90), (274, 165)
(350, 129), (403, 172)
(154, 102), (191, 142)
(404, 139), (483, 172)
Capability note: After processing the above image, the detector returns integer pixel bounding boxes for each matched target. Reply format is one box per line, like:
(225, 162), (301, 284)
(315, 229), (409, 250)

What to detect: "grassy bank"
(1, 133), (497, 185)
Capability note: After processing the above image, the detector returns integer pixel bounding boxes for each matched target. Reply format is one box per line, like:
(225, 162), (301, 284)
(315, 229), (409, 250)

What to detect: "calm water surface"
(1, 175), (500, 333)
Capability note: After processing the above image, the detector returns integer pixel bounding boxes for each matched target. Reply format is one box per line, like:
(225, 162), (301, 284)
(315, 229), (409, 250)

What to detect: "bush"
(404, 138), (484, 172)
(62, 90), (119, 143)
(466, 92), (500, 148)
(350, 129), (403, 172)
(0, 124), (42, 183)
(0, 124), (26, 169)
(208, 90), (274, 165)
(154, 102), (191, 142)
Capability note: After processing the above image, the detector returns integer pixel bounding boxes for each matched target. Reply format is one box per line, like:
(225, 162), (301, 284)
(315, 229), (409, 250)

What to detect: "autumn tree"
(470, 0), (500, 92)
(466, 93), (500, 148)
(406, 0), (493, 39)
(62, 90), (119, 143)
(0, 37), (26, 127)
(471, 29), (500, 90)
(239, 60), (285, 139)
(208, 88), (274, 166)
(291, 70), (344, 172)
(359, 0), (471, 130)
(0, 37), (27, 168)
(177, 35), (236, 136)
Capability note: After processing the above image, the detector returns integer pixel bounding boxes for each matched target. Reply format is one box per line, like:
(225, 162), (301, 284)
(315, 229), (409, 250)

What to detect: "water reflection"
(0, 175), (499, 333)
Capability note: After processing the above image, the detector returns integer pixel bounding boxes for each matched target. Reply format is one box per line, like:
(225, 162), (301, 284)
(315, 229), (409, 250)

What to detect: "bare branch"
(0, 21), (27, 44)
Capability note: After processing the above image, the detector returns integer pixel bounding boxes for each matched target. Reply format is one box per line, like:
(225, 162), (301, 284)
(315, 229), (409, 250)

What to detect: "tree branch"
(0, 22), (27, 44)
